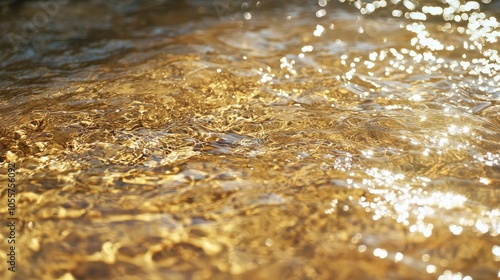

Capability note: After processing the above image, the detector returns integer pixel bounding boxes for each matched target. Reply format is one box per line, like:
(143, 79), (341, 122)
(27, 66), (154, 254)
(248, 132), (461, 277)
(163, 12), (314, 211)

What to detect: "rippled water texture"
(0, 0), (499, 279)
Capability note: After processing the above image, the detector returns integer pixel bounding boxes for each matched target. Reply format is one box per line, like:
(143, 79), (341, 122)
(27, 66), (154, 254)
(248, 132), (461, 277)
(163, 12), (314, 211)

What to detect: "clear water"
(0, 0), (499, 279)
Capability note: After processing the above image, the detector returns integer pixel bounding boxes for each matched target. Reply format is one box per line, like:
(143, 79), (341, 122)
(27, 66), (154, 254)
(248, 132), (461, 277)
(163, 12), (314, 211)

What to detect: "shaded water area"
(0, 0), (499, 279)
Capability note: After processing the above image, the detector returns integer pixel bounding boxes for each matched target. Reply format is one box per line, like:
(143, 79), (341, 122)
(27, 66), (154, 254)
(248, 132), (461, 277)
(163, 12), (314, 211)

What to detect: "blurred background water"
(0, 0), (499, 279)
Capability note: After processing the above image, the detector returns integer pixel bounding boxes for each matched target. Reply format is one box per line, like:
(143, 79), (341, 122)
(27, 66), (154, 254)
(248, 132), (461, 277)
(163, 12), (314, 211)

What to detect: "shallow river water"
(0, 0), (499, 279)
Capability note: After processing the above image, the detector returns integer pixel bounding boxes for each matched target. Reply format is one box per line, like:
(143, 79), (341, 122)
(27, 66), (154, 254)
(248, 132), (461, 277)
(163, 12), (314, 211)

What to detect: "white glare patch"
(318, 0), (327, 7)
(279, 56), (297, 75)
(260, 73), (273, 83)
(475, 220), (490, 234)
(423, 224), (434, 237)
(314, 24), (325, 37)
(361, 149), (374, 158)
(395, 252), (404, 262)
(403, 0), (416, 11)
(325, 199), (338, 214)
(447, 125), (470, 135)
(316, 9), (326, 17)
(461, 1), (480, 12)
(358, 245), (367, 253)
(422, 6), (443, 16)
(430, 192), (467, 209)
(492, 245), (500, 261)
(410, 12), (427, 21)
(409, 94), (422, 101)
(244, 12), (252, 20)
(438, 270), (473, 280)
(301, 45), (314, 52)
(360, 5), (374, 15)
(373, 248), (388, 259)
(426, 265), (437, 274)
(392, 10), (403, 17)
(449, 224), (463, 235)
(479, 177), (490, 185)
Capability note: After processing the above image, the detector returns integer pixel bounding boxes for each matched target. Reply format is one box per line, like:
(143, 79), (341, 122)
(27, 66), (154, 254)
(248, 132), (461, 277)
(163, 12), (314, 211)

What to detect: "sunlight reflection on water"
(0, 0), (499, 279)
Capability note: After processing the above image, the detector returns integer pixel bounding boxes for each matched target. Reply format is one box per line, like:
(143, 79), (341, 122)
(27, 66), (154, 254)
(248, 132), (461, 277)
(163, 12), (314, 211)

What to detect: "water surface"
(0, 0), (499, 279)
